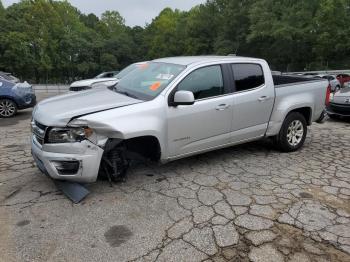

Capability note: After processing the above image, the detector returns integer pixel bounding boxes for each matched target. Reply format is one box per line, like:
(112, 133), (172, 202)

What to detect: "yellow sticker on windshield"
(150, 82), (161, 91)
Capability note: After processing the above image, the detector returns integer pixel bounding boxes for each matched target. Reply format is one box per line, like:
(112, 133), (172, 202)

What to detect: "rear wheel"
(0, 99), (17, 118)
(275, 112), (307, 152)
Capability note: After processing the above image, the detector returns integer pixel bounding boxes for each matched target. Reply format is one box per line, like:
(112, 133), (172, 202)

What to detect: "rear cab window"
(231, 63), (265, 92)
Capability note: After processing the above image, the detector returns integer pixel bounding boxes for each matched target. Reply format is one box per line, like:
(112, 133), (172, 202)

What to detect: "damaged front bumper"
(31, 135), (104, 183)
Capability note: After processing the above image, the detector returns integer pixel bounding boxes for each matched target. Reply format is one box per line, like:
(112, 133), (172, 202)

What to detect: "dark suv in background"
(0, 79), (36, 118)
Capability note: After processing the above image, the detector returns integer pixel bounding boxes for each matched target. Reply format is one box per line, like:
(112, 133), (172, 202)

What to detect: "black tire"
(275, 112), (307, 152)
(0, 99), (18, 118)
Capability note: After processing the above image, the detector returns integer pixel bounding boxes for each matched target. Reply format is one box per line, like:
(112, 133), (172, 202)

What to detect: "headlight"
(47, 127), (93, 144)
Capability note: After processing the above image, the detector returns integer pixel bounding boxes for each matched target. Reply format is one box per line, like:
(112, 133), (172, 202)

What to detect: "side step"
(54, 180), (90, 204)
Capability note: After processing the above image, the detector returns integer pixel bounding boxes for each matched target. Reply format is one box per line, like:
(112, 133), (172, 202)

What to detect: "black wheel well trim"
(104, 135), (161, 162)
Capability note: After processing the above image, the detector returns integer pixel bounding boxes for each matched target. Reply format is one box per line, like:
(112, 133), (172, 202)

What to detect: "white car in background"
(69, 62), (147, 91)
(316, 74), (341, 92)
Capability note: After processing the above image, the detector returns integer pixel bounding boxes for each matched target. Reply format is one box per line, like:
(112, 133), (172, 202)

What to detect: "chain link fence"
(33, 84), (69, 93)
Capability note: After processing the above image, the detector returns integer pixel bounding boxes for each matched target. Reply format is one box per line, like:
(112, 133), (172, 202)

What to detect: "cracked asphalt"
(0, 93), (350, 262)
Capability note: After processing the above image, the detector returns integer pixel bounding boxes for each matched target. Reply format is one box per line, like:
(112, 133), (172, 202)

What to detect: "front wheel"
(275, 112), (307, 152)
(0, 99), (18, 118)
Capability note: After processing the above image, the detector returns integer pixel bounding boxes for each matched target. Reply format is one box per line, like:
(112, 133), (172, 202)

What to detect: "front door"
(167, 65), (233, 158)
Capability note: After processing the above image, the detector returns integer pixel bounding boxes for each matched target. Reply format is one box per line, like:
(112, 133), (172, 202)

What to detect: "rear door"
(167, 65), (234, 157)
(230, 63), (275, 142)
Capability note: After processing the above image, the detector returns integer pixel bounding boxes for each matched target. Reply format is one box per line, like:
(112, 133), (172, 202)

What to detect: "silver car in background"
(327, 87), (350, 118)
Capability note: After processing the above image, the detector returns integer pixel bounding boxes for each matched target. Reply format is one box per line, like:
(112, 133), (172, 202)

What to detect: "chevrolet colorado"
(31, 56), (330, 183)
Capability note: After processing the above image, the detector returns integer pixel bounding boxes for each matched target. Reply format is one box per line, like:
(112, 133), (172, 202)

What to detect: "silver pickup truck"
(31, 56), (330, 183)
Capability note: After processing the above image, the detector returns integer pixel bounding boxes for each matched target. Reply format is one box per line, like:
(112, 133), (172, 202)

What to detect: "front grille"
(31, 121), (47, 145)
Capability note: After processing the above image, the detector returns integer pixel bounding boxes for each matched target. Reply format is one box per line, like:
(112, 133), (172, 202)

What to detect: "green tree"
(80, 13), (99, 30)
(144, 8), (188, 58)
(248, 0), (320, 71)
(100, 53), (119, 71)
(100, 10), (125, 36)
(313, 0), (350, 69)
(0, 0), (5, 16)
(183, 4), (219, 55)
(1, 0), (349, 83)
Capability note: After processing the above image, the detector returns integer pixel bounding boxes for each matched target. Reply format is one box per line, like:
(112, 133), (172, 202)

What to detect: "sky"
(2, 0), (206, 26)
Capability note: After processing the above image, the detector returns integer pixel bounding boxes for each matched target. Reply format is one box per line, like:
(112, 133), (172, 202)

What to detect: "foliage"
(0, 0), (349, 83)
(0, 0), (4, 16)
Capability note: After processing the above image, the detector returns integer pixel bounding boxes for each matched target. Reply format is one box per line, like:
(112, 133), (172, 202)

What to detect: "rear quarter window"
(232, 64), (265, 92)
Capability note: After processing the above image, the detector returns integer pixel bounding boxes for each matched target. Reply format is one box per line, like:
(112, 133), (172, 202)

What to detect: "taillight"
(325, 84), (331, 106)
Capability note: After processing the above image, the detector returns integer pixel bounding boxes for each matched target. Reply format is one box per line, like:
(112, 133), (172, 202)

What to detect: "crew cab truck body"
(31, 56), (329, 183)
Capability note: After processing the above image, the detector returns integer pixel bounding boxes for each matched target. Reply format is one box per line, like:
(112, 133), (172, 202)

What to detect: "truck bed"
(273, 75), (324, 87)
(266, 75), (328, 137)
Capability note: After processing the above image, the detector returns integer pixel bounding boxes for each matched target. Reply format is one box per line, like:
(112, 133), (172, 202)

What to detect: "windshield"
(115, 63), (143, 79)
(114, 62), (186, 100)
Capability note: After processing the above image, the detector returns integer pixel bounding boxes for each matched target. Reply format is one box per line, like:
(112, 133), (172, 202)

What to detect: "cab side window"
(232, 64), (265, 92)
(177, 65), (224, 100)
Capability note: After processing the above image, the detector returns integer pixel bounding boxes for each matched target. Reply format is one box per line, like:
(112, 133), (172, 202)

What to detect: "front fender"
(77, 97), (168, 158)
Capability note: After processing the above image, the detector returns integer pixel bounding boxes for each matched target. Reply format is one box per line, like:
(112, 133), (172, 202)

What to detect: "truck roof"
(153, 56), (265, 66)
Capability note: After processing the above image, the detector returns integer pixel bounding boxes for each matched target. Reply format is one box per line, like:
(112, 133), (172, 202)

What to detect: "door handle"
(216, 104), (230, 111)
(258, 96), (270, 102)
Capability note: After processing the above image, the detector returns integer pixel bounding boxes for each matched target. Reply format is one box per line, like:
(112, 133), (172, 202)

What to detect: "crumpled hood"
(70, 77), (118, 88)
(332, 88), (350, 104)
(33, 88), (142, 126)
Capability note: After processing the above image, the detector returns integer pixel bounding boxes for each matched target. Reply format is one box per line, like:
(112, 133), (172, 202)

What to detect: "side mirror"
(173, 90), (195, 106)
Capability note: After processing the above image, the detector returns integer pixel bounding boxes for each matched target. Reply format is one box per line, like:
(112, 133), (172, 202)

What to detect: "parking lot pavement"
(0, 95), (350, 262)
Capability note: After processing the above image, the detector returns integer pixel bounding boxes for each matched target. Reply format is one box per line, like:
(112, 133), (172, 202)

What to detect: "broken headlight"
(47, 127), (93, 144)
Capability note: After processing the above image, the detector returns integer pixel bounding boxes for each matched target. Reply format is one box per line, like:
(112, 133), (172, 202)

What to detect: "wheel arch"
(0, 96), (18, 106)
(286, 107), (312, 126)
(104, 135), (162, 162)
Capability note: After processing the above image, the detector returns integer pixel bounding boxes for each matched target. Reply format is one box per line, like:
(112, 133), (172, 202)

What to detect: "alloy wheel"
(0, 99), (16, 117)
(287, 120), (304, 146)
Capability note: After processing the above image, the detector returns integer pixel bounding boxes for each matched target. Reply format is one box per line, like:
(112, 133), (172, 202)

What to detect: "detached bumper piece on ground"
(32, 149), (90, 203)
(54, 180), (90, 204)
